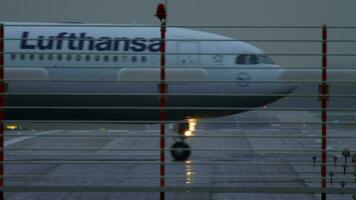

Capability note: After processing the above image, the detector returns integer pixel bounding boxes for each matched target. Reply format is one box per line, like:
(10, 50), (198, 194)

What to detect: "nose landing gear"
(170, 121), (195, 161)
(170, 141), (191, 161)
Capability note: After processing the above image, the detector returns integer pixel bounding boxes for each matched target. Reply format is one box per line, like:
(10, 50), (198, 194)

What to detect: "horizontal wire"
(4, 24), (356, 29)
(0, 175), (354, 182)
(2, 175), (354, 181)
(2, 186), (356, 194)
(4, 120), (356, 125)
(2, 148), (352, 153)
(3, 38), (356, 43)
(3, 66), (356, 70)
(0, 93), (355, 98)
(2, 106), (356, 112)
(2, 154), (341, 158)
(1, 160), (355, 166)
(0, 168), (334, 176)
(3, 52), (356, 56)
(2, 80), (356, 84)
(0, 178), (352, 184)
(4, 134), (356, 139)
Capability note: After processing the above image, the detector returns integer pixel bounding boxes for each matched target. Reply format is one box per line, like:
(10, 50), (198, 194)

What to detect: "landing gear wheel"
(170, 142), (191, 161)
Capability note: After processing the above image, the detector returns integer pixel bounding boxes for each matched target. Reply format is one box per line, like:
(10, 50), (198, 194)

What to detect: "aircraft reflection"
(185, 160), (195, 184)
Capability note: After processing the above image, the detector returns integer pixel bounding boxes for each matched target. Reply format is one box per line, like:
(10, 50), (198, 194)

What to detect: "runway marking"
(314, 139), (321, 143)
(108, 130), (128, 133)
(218, 129), (244, 132)
(5, 129), (62, 147)
(145, 130), (159, 133)
(68, 130), (91, 133)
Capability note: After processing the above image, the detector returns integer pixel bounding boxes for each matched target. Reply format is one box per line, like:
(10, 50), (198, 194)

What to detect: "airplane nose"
(277, 65), (298, 94)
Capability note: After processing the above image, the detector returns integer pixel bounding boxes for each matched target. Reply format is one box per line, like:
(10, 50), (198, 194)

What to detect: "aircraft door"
(176, 42), (200, 67)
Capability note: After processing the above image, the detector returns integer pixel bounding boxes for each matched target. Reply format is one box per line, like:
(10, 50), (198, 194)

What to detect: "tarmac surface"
(3, 110), (356, 200)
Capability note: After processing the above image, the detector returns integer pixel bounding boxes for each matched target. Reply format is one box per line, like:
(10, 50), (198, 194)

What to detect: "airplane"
(3, 22), (350, 161)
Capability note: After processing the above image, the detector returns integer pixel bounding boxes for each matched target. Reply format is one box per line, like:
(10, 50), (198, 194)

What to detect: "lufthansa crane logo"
(236, 72), (251, 87)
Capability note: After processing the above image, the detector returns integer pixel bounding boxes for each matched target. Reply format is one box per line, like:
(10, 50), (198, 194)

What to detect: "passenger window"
(39, 54), (44, 61)
(10, 54), (17, 60)
(103, 55), (109, 62)
(67, 54), (72, 61)
(57, 54), (63, 61)
(113, 55), (119, 62)
(95, 55), (100, 62)
(48, 54), (53, 61)
(20, 54), (26, 60)
(132, 56), (137, 62)
(29, 54), (35, 60)
(85, 55), (91, 61)
(76, 54), (82, 61)
(141, 56), (147, 63)
(122, 56), (128, 63)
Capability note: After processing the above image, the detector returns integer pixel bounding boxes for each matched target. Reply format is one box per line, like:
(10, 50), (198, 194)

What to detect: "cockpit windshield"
(236, 54), (274, 65)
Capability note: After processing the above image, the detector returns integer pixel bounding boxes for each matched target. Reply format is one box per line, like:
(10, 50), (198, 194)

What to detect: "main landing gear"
(170, 120), (196, 161)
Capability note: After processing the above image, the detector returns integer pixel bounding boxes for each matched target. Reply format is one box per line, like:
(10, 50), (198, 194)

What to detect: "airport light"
(328, 171), (334, 184)
(312, 156), (317, 165)
(333, 155), (338, 166)
(342, 164), (347, 174)
(342, 148), (351, 163)
(343, 164), (347, 175)
(6, 124), (18, 130)
(352, 154), (356, 173)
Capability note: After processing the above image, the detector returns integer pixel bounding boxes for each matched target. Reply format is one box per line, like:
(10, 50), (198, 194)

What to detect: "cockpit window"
(259, 55), (275, 64)
(236, 54), (247, 64)
(236, 54), (275, 65)
(249, 55), (258, 64)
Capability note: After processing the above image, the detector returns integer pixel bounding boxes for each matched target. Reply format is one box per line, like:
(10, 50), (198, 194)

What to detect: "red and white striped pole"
(156, 4), (167, 200)
(0, 24), (5, 200)
(320, 24), (328, 200)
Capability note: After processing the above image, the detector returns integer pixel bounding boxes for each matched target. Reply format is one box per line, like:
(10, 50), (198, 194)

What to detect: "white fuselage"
(3, 23), (296, 121)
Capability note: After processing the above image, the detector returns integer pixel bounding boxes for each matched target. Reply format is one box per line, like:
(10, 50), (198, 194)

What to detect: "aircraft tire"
(170, 142), (191, 161)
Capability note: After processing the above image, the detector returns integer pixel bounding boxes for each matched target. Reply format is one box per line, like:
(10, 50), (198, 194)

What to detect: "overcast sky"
(0, 0), (355, 25)
(0, 0), (355, 67)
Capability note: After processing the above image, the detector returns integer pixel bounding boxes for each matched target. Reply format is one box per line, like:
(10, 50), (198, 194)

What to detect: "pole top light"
(156, 3), (167, 21)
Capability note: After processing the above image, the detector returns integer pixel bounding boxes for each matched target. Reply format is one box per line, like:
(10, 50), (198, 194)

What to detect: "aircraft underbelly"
(5, 82), (283, 121)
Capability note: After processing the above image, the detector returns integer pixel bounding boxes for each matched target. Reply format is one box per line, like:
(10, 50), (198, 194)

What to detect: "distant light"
(6, 125), (18, 130)
(184, 131), (194, 137)
(184, 119), (198, 137)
